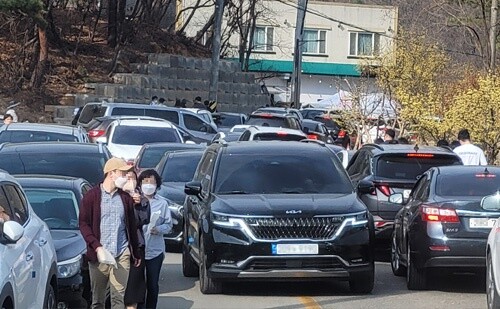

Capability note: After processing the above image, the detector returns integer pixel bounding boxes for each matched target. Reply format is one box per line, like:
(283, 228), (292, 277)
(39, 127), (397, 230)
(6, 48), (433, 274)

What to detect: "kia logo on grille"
(285, 210), (302, 214)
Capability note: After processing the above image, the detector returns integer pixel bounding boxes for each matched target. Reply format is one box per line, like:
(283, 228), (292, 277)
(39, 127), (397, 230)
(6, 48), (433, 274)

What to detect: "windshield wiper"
(217, 190), (249, 195)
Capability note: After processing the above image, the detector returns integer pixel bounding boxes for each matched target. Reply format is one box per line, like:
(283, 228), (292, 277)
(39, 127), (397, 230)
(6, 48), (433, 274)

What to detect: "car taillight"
(307, 134), (318, 140)
(88, 129), (105, 138)
(371, 184), (391, 196)
(276, 131), (288, 136)
(421, 205), (459, 223)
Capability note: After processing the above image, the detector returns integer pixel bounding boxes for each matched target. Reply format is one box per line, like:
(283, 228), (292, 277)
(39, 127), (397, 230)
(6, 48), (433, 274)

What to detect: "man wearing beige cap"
(79, 157), (142, 309)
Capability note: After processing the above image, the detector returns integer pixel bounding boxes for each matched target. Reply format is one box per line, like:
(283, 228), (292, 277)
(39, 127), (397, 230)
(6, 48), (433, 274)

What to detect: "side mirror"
(389, 193), (404, 204)
(481, 192), (500, 211)
(357, 180), (375, 194)
(185, 181), (202, 197)
(1, 220), (24, 244)
(96, 136), (107, 144)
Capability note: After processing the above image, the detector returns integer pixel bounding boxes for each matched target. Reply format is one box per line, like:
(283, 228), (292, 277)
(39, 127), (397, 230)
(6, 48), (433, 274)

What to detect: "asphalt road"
(157, 253), (487, 309)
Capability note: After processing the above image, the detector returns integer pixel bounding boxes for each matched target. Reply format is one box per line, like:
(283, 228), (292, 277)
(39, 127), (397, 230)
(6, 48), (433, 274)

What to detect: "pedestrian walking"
(150, 96), (159, 106)
(436, 139), (449, 148)
(79, 157), (142, 309)
(3, 114), (13, 125)
(384, 128), (398, 144)
(453, 129), (487, 165)
(137, 169), (173, 309)
(193, 96), (206, 109)
(123, 171), (150, 309)
(158, 98), (166, 106)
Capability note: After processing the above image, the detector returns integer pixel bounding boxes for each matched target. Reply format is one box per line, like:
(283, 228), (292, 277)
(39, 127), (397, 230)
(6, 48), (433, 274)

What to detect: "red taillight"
(407, 153), (434, 158)
(476, 174), (496, 178)
(338, 130), (346, 138)
(421, 205), (459, 223)
(429, 245), (450, 251)
(88, 129), (105, 138)
(259, 114), (274, 118)
(372, 184), (391, 196)
(307, 134), (318, 140)
(276, 131), (288, 136)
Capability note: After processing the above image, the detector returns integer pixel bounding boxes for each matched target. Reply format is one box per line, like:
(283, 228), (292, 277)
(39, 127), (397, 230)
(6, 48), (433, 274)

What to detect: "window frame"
(348, 31), (380, 57)
(252, 26), (274, 52)
(2, 184), (29, 225)
(302, 29), (327, 55)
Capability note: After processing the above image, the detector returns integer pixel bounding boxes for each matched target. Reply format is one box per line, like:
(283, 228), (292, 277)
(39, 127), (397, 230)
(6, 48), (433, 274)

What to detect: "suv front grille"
(246, 257), (344, 271)
(244, 217), (344, 240)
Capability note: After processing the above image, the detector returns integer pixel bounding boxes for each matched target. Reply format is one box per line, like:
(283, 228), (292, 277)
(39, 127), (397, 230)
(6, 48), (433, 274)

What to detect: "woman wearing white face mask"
(137, 169), (172, 309)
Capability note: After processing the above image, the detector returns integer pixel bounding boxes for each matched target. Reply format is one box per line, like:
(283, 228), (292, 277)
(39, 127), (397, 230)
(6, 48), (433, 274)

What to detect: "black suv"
(346, 144), (462, 243)
(246, 112), (302, 131)
(182, 141), (375, 294)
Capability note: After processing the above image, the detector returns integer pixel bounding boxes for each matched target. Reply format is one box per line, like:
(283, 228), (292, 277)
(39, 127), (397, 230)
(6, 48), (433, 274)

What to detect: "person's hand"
(150, 227), (159, 235)
(132, 192), (141, 204)
(134, 258), (141, 267)
(96, 246), (103, 254)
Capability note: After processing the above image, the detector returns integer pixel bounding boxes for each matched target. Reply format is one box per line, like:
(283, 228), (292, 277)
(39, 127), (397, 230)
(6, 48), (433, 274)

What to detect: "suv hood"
(211, 193), (365, 217)
(50, 230), (86, 262)
(158, 182), (185, 205)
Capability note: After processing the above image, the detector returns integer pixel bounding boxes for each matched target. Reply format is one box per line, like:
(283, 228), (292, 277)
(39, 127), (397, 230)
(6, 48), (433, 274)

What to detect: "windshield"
(0, 131), (78, 143)
(246, 117), (287, 127)
(252, 133), (305, 141)
(161, 154), (203, 182)
(215, 153), (352, 194)
(437, 173), (500, 197)
(24, 188), (79, 230)
(112, 126), (181, 145)
(376, 154), (462, 180)
(0, 153), (106, 185)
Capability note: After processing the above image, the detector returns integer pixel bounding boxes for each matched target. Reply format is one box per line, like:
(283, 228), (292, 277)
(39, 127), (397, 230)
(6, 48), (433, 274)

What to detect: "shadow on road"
(157, 296), (194, 309)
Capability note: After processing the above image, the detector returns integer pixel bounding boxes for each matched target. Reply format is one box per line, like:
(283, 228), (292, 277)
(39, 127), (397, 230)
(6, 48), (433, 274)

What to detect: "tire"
(43, 281), (56, 309)
(182, 222), (199, 277)
(199, 236), (222, 294)
(406, 242), (426, 290)
(349, 266), (374, 294)
(391, 232), (406, 276)
(487, 252), (500, 309)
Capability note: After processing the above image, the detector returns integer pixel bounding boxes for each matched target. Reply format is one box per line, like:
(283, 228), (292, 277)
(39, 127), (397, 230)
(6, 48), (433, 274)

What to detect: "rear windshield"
(79, 104), (106, 124)
(436, 173), (500, 197)
(246, 117), (287, 128)
(160, 154), (203, 182)
(0, 131), (77, 143)
(301, 110), (325, 119)
(376, 154), (462, 180)
(0, 153), (106, 185)
(112, 126), (181, 145)
(313, 117), (340, 130)
(215, 153), (352, 194)
(215, 114), (243, 127)
(111, 107), (145, 116)
(24, 188), (79, 230)
(253, 133), (305, 141)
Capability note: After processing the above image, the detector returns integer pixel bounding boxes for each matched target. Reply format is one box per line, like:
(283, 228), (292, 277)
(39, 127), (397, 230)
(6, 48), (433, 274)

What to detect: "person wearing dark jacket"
(79, 157), (142, 309)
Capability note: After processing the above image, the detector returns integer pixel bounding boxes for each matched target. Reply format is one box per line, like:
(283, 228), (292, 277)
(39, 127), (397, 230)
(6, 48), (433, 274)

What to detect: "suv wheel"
(182, 222), (199, 277)
(44, 280), (56, 309)
(199, 236), (222, 294)
(349, 265), (374, 294)
(487, 252), (500, 309)
(406, 242), (426, 290)
(391, 232), (406, 276)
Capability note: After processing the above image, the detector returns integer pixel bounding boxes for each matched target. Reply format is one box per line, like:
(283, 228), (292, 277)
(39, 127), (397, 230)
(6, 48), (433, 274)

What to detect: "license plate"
(403, 190), (411, 199)
(469, 218), (497, 228)
(271, 244), (318, 255)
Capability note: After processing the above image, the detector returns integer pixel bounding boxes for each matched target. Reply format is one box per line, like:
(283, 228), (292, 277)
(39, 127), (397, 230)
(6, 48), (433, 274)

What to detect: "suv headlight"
(57, 255), (82, 279)
(212, 212), (242, 228)
(350, 212), (369, 226)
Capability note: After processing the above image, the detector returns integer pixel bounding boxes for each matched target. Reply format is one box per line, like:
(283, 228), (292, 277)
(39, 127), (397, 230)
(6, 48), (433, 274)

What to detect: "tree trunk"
(30, 26), (49, 89)
(117, 0), (127, 43)
(108, 0), (118, 47)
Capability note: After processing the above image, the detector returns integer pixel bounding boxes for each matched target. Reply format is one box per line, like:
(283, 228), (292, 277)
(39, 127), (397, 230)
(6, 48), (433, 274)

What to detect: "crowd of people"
(79, 158), (172, 309)
(150, 95), (217, 112)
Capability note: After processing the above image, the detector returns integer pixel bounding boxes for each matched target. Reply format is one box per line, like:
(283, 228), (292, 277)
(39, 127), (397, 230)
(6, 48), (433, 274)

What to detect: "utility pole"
(209, 0), (224, 105)
(291, 0), (308, 109)
(490, 0), (498, 71)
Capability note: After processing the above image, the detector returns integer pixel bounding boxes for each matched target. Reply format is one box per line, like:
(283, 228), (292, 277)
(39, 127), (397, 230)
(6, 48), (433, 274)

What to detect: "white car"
(238, 126), (307, 142)
(485, 192), (500, 308)
(97, 117), (184, 161)
(0, 171), (58, 308)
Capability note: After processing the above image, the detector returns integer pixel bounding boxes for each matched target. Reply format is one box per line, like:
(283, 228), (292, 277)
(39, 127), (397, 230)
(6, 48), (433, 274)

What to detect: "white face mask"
(114, 176), (128, 189)
(141, 184), (156, 196)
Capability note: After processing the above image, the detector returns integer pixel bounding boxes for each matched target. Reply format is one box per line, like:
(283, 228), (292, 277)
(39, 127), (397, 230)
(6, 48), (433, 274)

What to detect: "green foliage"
(0, 0), (44, 15)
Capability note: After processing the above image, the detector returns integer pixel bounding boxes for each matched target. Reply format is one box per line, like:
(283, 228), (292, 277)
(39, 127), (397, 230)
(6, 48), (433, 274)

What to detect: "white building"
(180, 1), (398, 105)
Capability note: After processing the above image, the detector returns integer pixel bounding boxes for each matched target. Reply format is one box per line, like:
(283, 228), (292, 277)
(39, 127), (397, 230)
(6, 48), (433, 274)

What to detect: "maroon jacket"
(79, 185), (141, 263)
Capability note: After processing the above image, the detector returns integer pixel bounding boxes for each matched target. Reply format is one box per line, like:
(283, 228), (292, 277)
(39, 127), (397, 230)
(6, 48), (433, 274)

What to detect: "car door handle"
(37, 238), (47, 246)
(26, 252), (34, 262)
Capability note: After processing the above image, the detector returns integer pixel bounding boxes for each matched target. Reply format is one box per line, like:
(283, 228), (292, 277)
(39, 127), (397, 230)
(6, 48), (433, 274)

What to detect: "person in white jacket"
(137, 169), (173, 309)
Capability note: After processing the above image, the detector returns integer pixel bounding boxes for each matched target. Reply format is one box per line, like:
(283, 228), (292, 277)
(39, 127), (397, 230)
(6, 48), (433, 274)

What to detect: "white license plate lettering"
(469, 218), (497, 228)
(272, 244), (318, 255)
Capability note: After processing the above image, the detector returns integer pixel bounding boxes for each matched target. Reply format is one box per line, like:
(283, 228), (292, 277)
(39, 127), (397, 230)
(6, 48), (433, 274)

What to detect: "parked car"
(77, 102), (217, 141)
(0, 123), (89, 143)
(0, 171), (58, 309)
(135, 142), (205, 174)
(301, 119), (335, 143)
(238, 126), (307, 141)
(391, 166), (500, 290)
(181, 108), (217, 129)
(156, 150), (205, 247)
(300, 107), (340, 120)
(245, 112), (302, 131)
(213, 112), (247, 132)
(182, 141), (374, 294)
(253, 107), (304, 121)
(97, 118), (183, 162)
(0, 142), (111, 185)
(486, 191), (500, 308)
(15, 175), (91, 307)
(347, 143), (463, 244)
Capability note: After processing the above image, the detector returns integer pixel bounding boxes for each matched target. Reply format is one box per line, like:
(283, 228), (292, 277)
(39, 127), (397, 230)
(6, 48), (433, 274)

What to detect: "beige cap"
(103, 157), (132, 174)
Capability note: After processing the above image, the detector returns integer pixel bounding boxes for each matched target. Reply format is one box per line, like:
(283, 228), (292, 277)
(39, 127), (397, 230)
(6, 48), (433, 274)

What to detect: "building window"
(349, 32), (380, 57)
(303, 29), (326, 54)
(252, 26), (274, 51)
